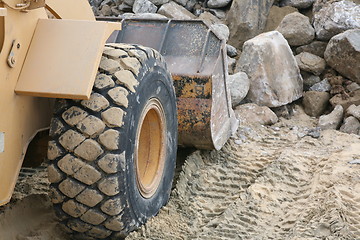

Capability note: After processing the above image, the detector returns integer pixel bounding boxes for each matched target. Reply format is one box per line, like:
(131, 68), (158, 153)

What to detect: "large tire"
(47, 44), (177, 239)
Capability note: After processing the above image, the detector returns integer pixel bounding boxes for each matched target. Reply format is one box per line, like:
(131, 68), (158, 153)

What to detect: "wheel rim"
(135, 98), (166, 198)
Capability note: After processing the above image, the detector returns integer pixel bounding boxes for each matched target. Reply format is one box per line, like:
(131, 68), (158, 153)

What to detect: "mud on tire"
(47, 44), (177, 239)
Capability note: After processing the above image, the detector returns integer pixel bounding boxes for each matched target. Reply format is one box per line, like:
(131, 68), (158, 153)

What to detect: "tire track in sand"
(128, 108), (360, 240)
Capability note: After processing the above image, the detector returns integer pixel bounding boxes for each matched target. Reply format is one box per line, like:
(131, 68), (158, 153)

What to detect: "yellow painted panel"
(15, 19), (121, 99)
(46, 0), (95, 20)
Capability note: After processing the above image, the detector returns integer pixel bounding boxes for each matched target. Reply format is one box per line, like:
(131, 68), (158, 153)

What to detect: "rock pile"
(89, 0), (360, 135)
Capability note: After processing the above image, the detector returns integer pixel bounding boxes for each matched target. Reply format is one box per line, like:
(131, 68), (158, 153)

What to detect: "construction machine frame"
(0, 0), (237, 237)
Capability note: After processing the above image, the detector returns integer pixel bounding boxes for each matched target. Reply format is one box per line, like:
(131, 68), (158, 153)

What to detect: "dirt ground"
(1, 105), (360, 240)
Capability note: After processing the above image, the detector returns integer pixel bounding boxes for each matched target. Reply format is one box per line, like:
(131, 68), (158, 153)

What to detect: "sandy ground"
(1, 105), (360, 240)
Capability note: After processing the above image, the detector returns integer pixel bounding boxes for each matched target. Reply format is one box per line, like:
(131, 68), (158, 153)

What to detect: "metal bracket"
(27, 0), (45, 10)
(7, 40), (21, 68)
(0, 7), (7, 16)
(0, 132), (4, 153)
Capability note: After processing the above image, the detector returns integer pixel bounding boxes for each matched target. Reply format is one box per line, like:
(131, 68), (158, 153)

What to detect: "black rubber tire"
(47, 44), (177, 239)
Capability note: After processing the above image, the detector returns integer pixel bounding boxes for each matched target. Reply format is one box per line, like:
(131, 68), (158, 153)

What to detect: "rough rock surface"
(346, 104), (360, 120)
(309, 78), (331, 92)
(264, 5), (298, 32)
(295, 52), (326, 76)
(207, 0), (232, 8)
(303, 74), (321, 90)
(295, 41), (328, 58)
(340, 116), (360, 134)
(318, 105), (344, 130)
(158, 1), (196, 19)
(227, 72), (250, 107)
(303, 91), (330, 117)
(313, 0), (360, 40)
(324, 29), (360, 84)
(238, 31), (303, 107)
(234, 103), (278, 125)
(210, 24), (230, 41)
(227, 0), (274, 49)
(132, 0), (157, 13)
(330, 90), (360, 110)
(276, 12), (315, 46)
(280, 0), (315, 9)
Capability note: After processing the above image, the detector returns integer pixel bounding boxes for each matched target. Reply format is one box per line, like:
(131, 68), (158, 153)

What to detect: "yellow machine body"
(0, 0), (120, 205)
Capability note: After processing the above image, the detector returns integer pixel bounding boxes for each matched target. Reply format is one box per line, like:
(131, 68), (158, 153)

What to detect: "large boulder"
(264, 5), (298, 32)
(227, 72), (250, 107)
(226, 0), (274, 49)
(234, 103), (278, 125)
(303, 91), (330, 117)
(237, 31), (303, 107)
(280, 0), (315, 9)
(313, 1), (360, 41)
(324, 29), (360, 84)
(295, 52), (326, 76)
(276, 12), (315, 46)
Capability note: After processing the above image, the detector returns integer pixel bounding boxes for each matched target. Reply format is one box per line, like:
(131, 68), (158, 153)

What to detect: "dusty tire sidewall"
(121, 59), (177, 223)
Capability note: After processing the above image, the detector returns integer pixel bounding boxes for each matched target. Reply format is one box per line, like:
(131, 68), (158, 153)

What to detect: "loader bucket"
(100, 18), (238, 150)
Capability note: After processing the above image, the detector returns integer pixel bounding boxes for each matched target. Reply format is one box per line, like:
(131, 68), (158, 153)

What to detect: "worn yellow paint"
(46, 0), (95, 20)
(15, 19), (121, 99)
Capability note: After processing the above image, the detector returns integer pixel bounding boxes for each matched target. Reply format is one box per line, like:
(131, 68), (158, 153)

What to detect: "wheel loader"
(0, 0), (237, 238)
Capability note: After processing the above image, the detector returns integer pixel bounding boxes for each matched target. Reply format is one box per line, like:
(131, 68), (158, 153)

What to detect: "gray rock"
(227, 44), (238, 58)
(330, 89), (360, 110)
(309, 78), (331, 92)
(120, 13), (167, 19)
(227, 0), (274, 49)
(133, 0), (157, 13)
(228, 57), (236, 75)
(234, 103), (278, 125)
(318, 105), (344, 130)
(295, 41), (328, 58)
(124, 0), (136, 6)
(238, 31), (303, 107)
(303, 74), (321, 90)
(280, 0), (315, 8)
(303, 91), (330, 117)
(158, 1), (196, 19)
(313, 1), (360, 41)
(118, 2), (132, 11)
(227, 72), (250, 107)
(346, 82), (360, 92)
(99, 4), (112, 16)
(210, 24), (230, 41)
(295, 52), (326, 76)
(185, 0), (197, 12)
(173, 0), (187, 7)
(209, 9), (226, 19)
(346, 104), (360, 120)
(264, 5), (298, 32)
(324, 29), (360, 84)
(340, 116), (360, 134)
(198, 11), (222, 25)
(276, 12), (315, 46)
(207, 0), (232, 8)
(149, 0), (170, 5)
